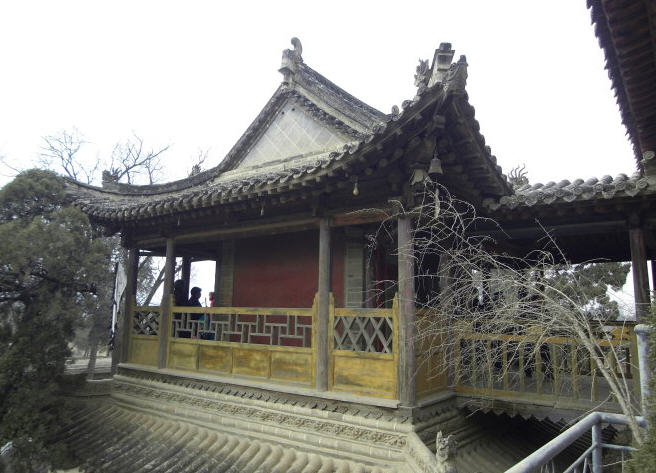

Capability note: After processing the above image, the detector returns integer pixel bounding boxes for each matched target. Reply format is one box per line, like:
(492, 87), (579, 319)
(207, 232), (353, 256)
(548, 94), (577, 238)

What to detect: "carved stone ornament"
(443, 56), (468, 95)
(414, 59), (430, 88)
(113, 381), (408, 448)
(280, 37), (304, 83)
(435, 431), (457, 473)
(101, 170), (120, 189)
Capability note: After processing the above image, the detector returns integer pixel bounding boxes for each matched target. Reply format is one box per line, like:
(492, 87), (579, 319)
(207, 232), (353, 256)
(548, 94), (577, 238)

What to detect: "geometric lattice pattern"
(132, 308), (159, 335)
(333, 316), (393, 353)
(172, 312), (312, 348)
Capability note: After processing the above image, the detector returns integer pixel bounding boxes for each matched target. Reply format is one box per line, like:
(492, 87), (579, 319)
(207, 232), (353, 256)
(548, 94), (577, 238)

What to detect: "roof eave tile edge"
(587, 0), (644, 168)
(482, 175), (652, 212)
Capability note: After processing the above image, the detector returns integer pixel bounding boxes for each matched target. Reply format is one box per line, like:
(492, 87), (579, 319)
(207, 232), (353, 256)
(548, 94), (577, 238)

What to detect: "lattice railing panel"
(172, 311), (312, 348)
(333, 316), (393, 353)
(132, 308), (160, 335)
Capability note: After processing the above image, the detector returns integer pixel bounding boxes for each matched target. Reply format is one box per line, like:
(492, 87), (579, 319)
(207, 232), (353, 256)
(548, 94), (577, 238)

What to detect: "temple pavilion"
(57, 2), (656, 470)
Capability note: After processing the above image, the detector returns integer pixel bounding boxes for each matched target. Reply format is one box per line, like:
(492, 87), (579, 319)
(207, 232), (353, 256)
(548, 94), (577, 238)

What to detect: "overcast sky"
(0, 1), (640, 311)
(0, 0), (635, 187)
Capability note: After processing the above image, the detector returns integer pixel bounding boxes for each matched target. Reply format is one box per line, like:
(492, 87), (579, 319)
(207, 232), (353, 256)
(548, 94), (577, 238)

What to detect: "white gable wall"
(238, 101), (350, 168)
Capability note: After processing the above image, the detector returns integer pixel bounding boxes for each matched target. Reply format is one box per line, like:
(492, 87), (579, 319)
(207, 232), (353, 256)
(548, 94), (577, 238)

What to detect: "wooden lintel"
(177, 217), (321, 245)
(474, 219), (628, 240)
(331, 207), (392, 227)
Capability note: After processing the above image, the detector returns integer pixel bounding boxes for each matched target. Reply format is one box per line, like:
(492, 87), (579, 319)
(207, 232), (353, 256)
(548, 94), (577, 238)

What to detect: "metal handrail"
(504, 412), (646, 473)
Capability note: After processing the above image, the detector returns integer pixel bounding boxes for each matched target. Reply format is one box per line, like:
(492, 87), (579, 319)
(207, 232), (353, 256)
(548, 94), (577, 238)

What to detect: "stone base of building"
(57, 365), (590, 473)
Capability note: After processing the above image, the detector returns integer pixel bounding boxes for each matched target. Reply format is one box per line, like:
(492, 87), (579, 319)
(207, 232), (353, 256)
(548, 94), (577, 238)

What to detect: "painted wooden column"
(158, 238), (175, 369)
(316, 219), (331, 391)
(120, 248), (139, 363)
(213, 246), (222, 304)
(629, 227), (650, 321)
(181, 256), (192, 299)
(217, 240), (235, 307)
(397, 215), (416, 405)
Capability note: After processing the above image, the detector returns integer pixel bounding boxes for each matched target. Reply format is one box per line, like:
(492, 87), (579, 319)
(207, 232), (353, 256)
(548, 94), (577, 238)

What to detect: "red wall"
(331, 232), (345, 307)
(232, 229), (345, 308)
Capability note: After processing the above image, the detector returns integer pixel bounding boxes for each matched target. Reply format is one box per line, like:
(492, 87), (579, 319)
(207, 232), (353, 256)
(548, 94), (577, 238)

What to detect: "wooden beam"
(159, 238), (175, 369)
(181, 256), (191, 299)
(629, 227), (650, 320)
(397, 215), (416, 405)
(138, 217), (320, 247)
(120, 248), (139, 364)
(213, 246), (221, 304)
(316, 218), (331, 391)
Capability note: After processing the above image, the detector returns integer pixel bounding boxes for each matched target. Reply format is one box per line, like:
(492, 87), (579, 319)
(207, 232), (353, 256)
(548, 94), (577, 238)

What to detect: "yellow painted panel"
(199, 345), (233, 374)
(416, 351), (448, 398)
(332, 355), (396, 398)
(129, 337), (159, 366)
(168, 341), (198, 370)
(233, 348), (269, 378)
(270, 351), (312, 384)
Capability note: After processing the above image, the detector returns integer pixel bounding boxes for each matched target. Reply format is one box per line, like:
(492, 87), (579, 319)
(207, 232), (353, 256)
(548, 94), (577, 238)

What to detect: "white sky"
(0, 1), (641, 312)
(0, 0), (635, 185)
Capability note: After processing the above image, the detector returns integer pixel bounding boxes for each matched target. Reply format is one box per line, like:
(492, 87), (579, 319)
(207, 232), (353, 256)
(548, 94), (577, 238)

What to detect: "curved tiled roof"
(588, 0), (656, 165)
(68, 49), (512, 224)
(55, 400), (391, 473)
(483, 172), (652, 211)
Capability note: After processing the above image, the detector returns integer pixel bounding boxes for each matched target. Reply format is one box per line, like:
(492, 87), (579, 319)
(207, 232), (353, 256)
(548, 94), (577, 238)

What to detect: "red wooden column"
(316, 219), (331, 391)
(120, 248), (139, 364)
(398, 215), (416, 405)
(629, 227), (650, 321)
(158, 238), (175, 369)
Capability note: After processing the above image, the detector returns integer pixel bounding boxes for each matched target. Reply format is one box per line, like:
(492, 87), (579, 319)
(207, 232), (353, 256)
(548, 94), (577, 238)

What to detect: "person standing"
(189, 287), (202, 307)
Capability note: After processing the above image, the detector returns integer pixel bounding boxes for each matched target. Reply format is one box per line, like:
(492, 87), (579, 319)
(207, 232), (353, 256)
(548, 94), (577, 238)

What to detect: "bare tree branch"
(363, 182), (643, 443)
(39, 128), (98, 184)
(188, 148), (210, 177)
(108, 133), (168, 185)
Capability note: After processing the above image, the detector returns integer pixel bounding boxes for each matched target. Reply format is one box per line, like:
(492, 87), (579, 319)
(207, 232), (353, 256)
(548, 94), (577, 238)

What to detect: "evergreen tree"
(0, 169), (111, 471)
(545, 262), (631, 320)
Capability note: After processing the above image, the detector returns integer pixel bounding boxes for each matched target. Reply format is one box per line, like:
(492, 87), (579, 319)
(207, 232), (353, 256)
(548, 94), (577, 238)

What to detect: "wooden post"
(217, 240), (235, 307)
(629, 228), (650, 321)
(120, 248), (139, 363)
(181, 256), (192, 298)
(158, 238), (175, 369)
(213, 246), (222, 305)
(397, 215), (416, 405)
(316, 219), (331, 391)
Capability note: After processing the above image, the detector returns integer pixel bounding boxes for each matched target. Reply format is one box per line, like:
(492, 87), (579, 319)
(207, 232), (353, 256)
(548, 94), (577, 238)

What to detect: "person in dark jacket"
(189, 287), (202, 307)
(173, 279), (188, 306)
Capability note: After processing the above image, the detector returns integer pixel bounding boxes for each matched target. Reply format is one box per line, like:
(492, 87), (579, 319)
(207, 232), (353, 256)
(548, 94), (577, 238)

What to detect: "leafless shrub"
(365, 181), (643, 443)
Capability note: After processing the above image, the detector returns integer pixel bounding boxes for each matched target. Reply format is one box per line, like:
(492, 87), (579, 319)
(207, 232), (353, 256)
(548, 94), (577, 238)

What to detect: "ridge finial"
(280, 37), (304, 84)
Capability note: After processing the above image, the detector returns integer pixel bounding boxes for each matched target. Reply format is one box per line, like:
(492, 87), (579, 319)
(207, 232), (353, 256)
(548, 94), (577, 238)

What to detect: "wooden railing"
(166, 298), (316, 385)
(128, 304), (161, 367)
(127, 294), (401, 399)
(329, 294), (398, 399)
(453, 321), (640, 408)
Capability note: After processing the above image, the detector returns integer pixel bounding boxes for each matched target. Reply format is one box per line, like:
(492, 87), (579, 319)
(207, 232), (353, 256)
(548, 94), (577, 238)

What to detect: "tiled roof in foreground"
(483, 172), (653, 211)
(588, 0), (656, 165)
(56, 400), (391, 473)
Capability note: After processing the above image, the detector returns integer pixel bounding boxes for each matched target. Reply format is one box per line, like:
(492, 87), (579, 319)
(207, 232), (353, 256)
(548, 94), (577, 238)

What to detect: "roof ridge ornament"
(280, 37), (303, 85)
(641, 150), (656, 182)
(414, 42), (457, 90)
(443, 55), (468, 94)
(428, 42), (455, 87)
